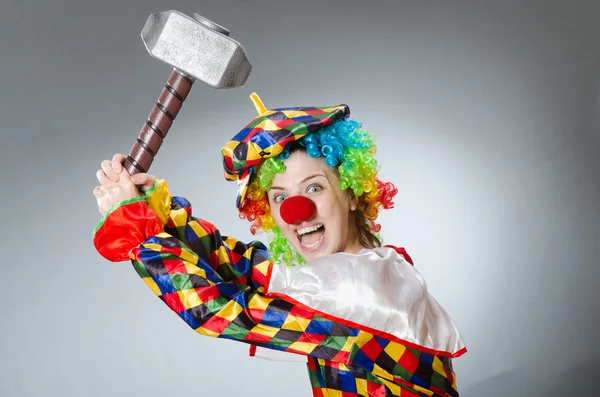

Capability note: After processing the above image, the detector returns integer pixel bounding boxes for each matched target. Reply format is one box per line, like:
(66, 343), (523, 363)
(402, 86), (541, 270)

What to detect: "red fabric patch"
(162, 292), (186, 313)
(247, 308), (265, 322)
(242, 127), (262, 143)
(163, 258), (187, 274)
(227, 250), (243, 265)
(311, 388), (325, 397)
(366, 381), (386, 397)
(244, 331), (274, 344)
(391, 380), (423, 397)
(230, 275), (248, 286)
(323, 359), (340, 370)
(165, 218), (176, 229)
(274, 118), (296, 128)
(332, 350), (350, 363)
(297, 332), (327, 345)
(443, 361), (454, 385)
(398, 349), (420, 374)
(93, 201), (163, 262)
(201, 315), (230, 334)
(197, 219), (218, 234)
(289, 304), (315, 319)
(361, 337), (384, 362)
(207, 251), (220, 270)
(251, 266), (268, 286)
(196, 286), (221, 302)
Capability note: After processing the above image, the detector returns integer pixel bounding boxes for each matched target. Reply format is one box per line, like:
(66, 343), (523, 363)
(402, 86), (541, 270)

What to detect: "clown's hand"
(93, 153), (157, 216)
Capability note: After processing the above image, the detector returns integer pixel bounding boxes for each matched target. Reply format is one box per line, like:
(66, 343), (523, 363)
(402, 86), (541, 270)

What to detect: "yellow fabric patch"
(248, 294), (274, 310)
(380, 378), (403, 395)
(246, 142), (268, 161)
(287, 340), (318, 354)
(179, 248), (198, 266)
(280, 110), (311, 119)
(196, 327), (220, 338)
(215, 246), (231, 266)
(145, 179), (172, 226)
(372, 363), (392, 380)
(170, 207), (189, 229)
(281, 315), (311, 332)
(354, 378), (368, 395)
(222, 236), (238, 251)
(261, 109), (276, 117)
(250, 324), (280, 338)
(253, 259), (271, 278)
(142, 277), (161, 296)
(340, 337), (356, 353)
(216, 301), (244, 322)
(323, 390), (343, 397)
(384, 341), (407, 362)
(184, 262), (206, 279)
(141, 242), (164, 252)
(255, 118), (282, 131)
(178, 289), (203, 309)
(188, 221), (210, 238)
(412, 384), (435, 396)
(353, 331), (372, 349)
(432, 356), (446, 376)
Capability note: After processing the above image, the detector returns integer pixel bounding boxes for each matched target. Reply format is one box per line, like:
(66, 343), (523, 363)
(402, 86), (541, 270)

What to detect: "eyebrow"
(269, 173), (326, 191)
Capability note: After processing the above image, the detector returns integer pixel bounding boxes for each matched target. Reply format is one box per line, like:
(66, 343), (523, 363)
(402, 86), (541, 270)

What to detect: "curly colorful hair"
(238, 118), (398, 266)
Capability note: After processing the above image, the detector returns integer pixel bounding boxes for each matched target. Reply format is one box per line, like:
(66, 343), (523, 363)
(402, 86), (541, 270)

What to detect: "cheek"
(270, 206), (284, 227)
(315, 196), (347, 223)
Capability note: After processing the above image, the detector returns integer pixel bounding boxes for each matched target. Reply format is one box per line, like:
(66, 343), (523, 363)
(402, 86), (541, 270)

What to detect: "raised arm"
(92, 158), (459, 396)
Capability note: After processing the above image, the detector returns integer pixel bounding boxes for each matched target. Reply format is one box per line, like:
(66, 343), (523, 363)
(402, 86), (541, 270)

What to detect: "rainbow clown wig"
(221, 93), (398, 266)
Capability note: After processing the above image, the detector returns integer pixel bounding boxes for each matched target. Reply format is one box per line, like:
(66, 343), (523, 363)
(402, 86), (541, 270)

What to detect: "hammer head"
(141, 11), (252, 89)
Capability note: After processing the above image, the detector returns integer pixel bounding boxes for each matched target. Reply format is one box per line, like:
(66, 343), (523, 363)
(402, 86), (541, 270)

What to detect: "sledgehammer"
(123, 11), (252, 175)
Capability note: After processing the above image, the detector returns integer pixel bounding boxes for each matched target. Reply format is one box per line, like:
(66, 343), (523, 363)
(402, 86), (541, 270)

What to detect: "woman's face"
(267, 150), (362, 261)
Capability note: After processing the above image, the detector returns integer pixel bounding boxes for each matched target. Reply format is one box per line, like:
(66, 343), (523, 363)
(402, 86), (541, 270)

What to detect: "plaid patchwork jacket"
(93, 180), (463, 397)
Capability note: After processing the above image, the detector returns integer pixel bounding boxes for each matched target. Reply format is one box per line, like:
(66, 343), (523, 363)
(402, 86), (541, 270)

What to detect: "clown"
(93, 93), (466, 397)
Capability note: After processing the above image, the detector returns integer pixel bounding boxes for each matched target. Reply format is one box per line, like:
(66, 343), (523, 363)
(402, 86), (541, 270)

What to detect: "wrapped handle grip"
(124, 69), (194, 175)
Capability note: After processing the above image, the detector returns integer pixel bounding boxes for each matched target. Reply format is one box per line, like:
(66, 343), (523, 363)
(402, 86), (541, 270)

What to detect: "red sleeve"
(93, 200), (163, 262)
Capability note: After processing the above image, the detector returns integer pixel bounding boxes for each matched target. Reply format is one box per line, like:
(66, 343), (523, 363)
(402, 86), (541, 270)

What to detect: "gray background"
(1, 0), (599, 396)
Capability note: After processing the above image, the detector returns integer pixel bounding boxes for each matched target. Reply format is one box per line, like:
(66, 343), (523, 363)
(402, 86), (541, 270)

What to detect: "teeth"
(297, 224), (324, 235)
(301, 234), (325, 249)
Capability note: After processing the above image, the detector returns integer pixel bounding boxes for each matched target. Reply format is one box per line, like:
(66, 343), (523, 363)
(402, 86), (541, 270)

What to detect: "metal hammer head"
(141, 11), (252, 89)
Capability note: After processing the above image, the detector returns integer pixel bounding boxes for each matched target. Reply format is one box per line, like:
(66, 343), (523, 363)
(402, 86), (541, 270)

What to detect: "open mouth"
(296, 224), (326, 250)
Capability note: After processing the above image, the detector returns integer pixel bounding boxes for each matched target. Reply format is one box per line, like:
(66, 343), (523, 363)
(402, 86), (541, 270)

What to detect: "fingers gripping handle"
(124, 69), (194, 175)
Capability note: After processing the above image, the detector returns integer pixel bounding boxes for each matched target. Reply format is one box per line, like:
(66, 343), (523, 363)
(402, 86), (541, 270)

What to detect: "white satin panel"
(267, 247), (465, 355)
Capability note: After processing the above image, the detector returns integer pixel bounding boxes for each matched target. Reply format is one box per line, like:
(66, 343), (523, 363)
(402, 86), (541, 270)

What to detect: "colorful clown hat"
(221, 93), (350, 209)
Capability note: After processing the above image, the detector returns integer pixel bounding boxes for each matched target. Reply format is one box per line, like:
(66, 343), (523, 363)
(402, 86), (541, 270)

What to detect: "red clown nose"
(280, 196), (316, 225)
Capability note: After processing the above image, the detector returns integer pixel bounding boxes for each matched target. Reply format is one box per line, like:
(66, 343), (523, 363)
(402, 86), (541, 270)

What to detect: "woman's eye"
(274, 195), (286, 203)
(307, 185), (322, 194)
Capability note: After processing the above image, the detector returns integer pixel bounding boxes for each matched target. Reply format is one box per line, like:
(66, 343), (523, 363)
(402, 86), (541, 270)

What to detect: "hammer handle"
(124, 69), (194, 175)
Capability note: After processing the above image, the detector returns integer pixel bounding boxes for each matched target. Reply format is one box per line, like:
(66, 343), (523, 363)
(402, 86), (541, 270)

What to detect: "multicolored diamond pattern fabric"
(92, 181), (460, 396)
